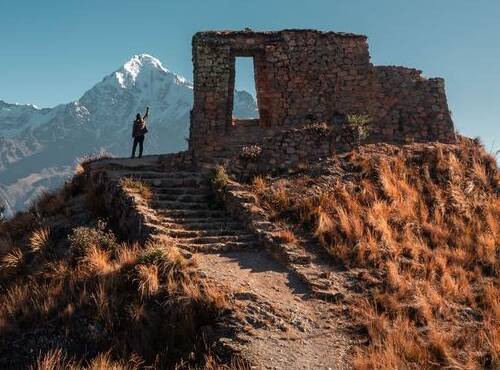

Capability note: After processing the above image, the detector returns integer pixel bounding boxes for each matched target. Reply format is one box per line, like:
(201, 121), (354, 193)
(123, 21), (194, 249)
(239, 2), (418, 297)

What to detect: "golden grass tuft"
(30, 348), (68, 370)
(135, 264), (160, 298)
(274, 228), (298, 244)
(1, 247), (24, 270)
(251, 175), (268, 194)
(29, 227), (52, 252)
(30, 348), (140, 370)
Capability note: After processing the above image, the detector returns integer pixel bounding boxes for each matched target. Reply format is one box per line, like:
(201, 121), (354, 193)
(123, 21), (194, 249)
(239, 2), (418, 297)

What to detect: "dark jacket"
(132, 119), (147, 138)
(132, 109), (149, 138)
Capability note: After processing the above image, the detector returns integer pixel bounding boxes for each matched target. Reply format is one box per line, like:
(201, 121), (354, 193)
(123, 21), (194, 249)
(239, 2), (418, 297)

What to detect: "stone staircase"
(108, 165), (258, 253)
(85, 156), (354, 368)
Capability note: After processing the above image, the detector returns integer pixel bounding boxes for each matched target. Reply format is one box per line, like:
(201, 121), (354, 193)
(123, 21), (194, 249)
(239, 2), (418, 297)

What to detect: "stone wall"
(84, 167), (155, 242)
(225, 123), (355, 179)
(189, 29), (455, 162)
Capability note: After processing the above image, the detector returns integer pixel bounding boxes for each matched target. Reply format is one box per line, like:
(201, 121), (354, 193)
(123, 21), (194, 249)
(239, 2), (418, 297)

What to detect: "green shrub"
(68, 220), (119, 255)
(137, 246), (168, 266)
(208, 165), (229, 190)
(347, 114), (371, 145)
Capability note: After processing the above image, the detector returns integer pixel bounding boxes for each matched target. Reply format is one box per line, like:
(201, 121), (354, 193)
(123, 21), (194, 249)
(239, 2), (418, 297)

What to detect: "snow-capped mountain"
(0, 54), (258, 215)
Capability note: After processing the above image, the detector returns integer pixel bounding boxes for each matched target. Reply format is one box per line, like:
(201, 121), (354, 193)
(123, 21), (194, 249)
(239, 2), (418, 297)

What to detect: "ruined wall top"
(194, 28), (368, 40)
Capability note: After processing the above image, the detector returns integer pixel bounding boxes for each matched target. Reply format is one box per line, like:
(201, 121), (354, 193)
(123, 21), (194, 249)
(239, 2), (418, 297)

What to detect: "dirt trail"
(195, 250), (352, 369)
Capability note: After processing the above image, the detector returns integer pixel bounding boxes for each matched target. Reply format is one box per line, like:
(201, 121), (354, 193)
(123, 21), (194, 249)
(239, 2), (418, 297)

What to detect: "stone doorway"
(232, 57), (260, 122)
(227, 51), (270, 129)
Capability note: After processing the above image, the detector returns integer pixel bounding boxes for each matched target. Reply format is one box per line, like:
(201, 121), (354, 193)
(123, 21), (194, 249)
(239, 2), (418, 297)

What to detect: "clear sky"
(0, 0), (498, 151)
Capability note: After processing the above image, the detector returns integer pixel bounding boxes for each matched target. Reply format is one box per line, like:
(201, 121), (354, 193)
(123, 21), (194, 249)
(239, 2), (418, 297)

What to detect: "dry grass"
(254, 138), (500, 369)
(274, 227), (298, 244)
(251, 175), (268, 194)
(29, 227), (52, 252)
(31, 348), (248, 370)
(119, 177), (153, 203)
(30, 348), (141, 370)
(0, 248), (24, 270)
(74, 151), (113, 175)
(0, 183), (228, 368)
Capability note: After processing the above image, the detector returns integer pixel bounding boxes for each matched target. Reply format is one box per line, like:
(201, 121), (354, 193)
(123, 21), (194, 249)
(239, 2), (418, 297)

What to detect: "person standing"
(131, 106), (149, 158)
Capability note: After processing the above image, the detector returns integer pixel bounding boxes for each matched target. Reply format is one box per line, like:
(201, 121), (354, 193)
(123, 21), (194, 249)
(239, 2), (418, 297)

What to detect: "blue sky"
(0, 0), (498, 151)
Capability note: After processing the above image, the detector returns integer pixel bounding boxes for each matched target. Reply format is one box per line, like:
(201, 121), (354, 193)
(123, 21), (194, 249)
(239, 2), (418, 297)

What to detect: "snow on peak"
(124, 54), (169, 76)
(115, 54), (172, 88)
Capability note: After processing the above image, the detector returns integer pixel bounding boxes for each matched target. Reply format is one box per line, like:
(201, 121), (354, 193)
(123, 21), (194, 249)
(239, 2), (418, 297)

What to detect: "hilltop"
(0, 137), (497, 369)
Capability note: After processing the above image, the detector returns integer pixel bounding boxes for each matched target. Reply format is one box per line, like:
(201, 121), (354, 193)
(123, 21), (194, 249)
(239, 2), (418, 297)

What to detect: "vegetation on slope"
(252, 138), (499, 369)
(119, 177), (153, 204)
(0, 173), (228, 369)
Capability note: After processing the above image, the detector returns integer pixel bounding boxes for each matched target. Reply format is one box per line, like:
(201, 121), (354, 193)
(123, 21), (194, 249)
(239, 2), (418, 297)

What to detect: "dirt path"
(195, 250), (352, 369)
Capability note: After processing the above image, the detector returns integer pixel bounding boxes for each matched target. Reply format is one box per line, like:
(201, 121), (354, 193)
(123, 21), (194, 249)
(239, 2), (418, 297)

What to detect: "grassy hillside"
(251, 138), (499, 369)
(0, 137), (497, 369)
(0, 172), (229, 369)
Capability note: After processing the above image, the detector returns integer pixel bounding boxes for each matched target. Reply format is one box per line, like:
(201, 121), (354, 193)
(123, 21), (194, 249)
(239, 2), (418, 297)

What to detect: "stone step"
(160, 219), (243, 229)
(154, 193), (209, 202)
(141, 177), (206, 188)
(152, 200), (212, 210)
(165, 228), (245, 238)
(173, 234), (256, 245)
(176, 241), (256, 253)
(151, 187), (210, 196)
(110, 171), (200, 179)
(156, 209), (228, 218)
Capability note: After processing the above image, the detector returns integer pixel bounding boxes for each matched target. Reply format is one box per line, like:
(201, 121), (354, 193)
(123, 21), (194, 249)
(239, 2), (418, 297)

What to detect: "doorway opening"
(232, 57), (260, 122)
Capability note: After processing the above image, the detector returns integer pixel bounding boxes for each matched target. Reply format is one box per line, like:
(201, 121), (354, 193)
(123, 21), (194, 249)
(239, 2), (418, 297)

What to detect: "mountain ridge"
(0, 54), (258, 215)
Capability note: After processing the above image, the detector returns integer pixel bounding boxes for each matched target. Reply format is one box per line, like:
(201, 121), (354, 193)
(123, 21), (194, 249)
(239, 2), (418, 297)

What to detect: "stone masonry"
(189, 29), (455, 162)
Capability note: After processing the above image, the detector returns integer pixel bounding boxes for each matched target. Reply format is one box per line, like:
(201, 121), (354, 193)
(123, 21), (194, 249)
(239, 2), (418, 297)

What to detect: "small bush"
(239, 145), (263, 161)
(138, 242), (191, 272)
(0, 248), (24, 270)
(252, 176), (268, 195)
(68, 220), (119, 256)
(347, 114), (371, 145)
(137, 246), (169, 266)
(208, 165), (230, 190)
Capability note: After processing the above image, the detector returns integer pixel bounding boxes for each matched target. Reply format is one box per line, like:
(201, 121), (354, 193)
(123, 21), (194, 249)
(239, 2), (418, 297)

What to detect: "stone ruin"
(188, 29), (455, 166)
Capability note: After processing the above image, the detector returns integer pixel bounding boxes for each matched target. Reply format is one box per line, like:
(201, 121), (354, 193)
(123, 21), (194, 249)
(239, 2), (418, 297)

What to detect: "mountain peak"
(123, 54), (168, 75)
(114, 54), (172, 88)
